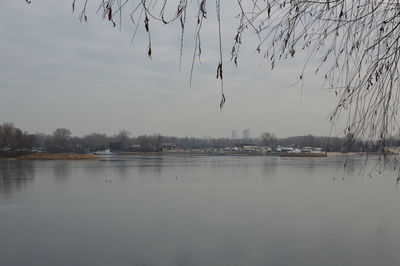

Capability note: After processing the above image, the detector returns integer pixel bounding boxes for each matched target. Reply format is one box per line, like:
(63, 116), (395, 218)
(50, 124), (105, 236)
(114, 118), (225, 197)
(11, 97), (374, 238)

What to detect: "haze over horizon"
(0, 1), (344, 139)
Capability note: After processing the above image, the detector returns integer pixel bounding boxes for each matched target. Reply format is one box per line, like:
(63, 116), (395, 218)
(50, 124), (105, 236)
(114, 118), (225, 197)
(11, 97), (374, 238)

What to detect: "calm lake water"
(1, 155), (400, 266)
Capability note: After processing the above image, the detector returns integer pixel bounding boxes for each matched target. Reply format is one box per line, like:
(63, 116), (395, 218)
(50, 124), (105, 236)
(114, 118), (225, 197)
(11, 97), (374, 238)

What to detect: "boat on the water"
(93, 149), (117, 155)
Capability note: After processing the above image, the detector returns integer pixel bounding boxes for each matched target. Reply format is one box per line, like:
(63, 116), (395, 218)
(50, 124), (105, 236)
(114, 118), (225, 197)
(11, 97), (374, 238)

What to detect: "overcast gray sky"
(0, 0), (344, 138)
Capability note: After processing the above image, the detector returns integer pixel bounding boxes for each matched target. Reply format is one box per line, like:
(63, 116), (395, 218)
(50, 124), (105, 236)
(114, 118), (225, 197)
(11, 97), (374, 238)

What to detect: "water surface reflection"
(0, 155), (399, 266)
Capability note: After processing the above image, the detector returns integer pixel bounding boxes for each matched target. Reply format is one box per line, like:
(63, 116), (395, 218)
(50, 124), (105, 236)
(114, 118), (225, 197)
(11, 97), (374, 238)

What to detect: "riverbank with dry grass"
(15, 153), (99, 160)
(279, 152), (328, 157)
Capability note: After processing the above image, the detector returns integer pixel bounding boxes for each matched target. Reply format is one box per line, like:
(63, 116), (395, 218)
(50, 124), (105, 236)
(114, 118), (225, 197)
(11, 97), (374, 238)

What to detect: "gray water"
(1, 155), (400, 266)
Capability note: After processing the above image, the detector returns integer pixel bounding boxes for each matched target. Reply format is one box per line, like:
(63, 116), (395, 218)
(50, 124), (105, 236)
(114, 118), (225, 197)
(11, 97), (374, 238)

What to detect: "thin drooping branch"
(216, 0), (225, 110)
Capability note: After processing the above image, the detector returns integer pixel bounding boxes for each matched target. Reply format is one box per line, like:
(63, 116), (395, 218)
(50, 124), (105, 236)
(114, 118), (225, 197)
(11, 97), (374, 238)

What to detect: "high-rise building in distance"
(243, 129), (250, 139)
(231, 130), (237, 139)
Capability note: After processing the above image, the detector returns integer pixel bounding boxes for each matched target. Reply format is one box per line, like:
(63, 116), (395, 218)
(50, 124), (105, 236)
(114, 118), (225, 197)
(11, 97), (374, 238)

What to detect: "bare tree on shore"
(0, 123), (35, 152)
(46, 128), (72, 153)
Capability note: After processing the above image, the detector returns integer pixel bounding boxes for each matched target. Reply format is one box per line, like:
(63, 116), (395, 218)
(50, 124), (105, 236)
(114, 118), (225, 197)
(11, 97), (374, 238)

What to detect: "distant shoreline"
(0, 153), (100, 160)
(0, 151), (386, 161)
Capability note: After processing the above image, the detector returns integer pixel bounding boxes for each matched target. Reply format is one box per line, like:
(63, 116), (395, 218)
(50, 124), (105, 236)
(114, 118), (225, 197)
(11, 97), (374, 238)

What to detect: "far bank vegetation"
(1, 122), (394, 159)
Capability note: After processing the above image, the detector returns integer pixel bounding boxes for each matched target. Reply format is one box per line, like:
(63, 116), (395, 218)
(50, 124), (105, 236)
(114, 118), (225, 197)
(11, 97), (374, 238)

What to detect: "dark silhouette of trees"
(0, 123), (35, 153)
(110, 130), (132, 151)
(261, 132), (277, 146)
(46, 128), (72, 153)
(82, 133), (109, 151)
(0, 121), (380, 153)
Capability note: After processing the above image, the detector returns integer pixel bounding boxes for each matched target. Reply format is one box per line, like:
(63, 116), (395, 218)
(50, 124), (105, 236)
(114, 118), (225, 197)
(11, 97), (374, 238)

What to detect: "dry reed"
(17, 153), (99, 160)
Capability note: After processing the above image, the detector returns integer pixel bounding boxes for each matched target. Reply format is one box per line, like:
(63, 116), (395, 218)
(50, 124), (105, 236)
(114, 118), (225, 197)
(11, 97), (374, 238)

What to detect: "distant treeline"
(1, 122), (396, 154)
(0, 123), (35, 153)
